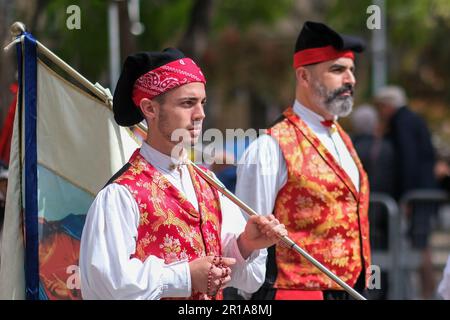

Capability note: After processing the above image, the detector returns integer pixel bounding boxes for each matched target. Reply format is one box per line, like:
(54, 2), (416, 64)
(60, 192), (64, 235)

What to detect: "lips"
(333, 84), (354, 98)
(340, 90), (352, 96)
(188, 127), (202, 136)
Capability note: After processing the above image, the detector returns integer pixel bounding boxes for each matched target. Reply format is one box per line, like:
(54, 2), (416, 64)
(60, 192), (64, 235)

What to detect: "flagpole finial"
(11, 22), (26, 37)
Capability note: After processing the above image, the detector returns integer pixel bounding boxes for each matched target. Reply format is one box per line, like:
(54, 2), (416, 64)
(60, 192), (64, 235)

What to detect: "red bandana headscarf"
(132, 58), (206, 107)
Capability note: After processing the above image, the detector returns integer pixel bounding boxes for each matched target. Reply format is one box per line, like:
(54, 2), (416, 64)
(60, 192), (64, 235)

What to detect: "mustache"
(327, 84), (354, 102)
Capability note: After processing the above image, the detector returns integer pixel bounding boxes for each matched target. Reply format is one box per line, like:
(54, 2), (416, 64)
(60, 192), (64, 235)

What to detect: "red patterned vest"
(267, 107), (371, 291)
(114, 149), (223, 299)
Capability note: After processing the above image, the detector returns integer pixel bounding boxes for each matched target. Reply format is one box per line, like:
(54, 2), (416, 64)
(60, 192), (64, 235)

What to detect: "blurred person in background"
(374, 85), (439, 299)
(434, 158), (450, 193)
(374, 86), (437, 200)
(350, 104), (396, 299)
(351, 104), (396, 197)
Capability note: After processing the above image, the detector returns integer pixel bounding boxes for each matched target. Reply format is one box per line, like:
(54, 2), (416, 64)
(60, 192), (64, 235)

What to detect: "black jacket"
(386, 106), (437, 199)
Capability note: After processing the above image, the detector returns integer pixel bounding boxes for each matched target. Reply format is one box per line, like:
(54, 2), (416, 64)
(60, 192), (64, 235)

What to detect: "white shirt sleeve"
(218, 192), (267, 293)
(80, 180), (268, 299)
(235, 134), (288, 216)
(438, 254), (450, 299)
(80, 183), (191, 300)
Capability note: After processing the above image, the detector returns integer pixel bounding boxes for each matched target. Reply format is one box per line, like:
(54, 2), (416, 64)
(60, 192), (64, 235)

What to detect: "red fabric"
(39, 227), (81, 300)
(132, 58), (206, 106)
(115, 149), (223, 300)
(0, 83), (18, 165)
(293, 45), (354, 68)
(275, 289), (323, 300)
(267, 107), (371, 291)
(320, 120), (335, 128)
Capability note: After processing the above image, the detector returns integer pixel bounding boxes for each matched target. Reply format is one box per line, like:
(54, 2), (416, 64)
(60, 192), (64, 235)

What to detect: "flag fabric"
(0, 82), (18, 164)
(0, 74), (24, 299)
(0, 32), (139, 299)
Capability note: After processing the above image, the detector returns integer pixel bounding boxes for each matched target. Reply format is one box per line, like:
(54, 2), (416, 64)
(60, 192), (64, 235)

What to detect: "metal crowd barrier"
(226, 190), (448, 300)
(398, 189), (450, 300)
(368, 192), (402, 299)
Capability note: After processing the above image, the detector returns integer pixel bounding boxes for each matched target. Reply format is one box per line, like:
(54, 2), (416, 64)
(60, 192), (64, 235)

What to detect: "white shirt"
(438, 254), (450, 299)
(235, 100), (360, 216)
(80, 142), (267, 300)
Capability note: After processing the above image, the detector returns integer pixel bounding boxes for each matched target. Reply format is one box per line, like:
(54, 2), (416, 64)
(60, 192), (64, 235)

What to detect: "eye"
(331, 67), (344, 73)
(182, 100), (194, 108)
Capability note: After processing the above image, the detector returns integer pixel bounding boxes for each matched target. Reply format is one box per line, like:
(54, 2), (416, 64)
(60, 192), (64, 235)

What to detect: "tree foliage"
(7, 0), (450, 151)
(326, 0), (450, 156)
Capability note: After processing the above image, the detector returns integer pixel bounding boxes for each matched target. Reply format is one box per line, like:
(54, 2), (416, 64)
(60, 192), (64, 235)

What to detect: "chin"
(179, 135), (196, 147)
(190, 137), (200, 146)
(191, 131), (202, 142)
(336, 106), (353, 117)
(327, 98), (353, 117)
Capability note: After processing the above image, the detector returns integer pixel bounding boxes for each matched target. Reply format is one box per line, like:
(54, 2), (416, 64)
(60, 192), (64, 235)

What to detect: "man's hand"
(238, 214), (288, 259)
(189, 256), (235, 295)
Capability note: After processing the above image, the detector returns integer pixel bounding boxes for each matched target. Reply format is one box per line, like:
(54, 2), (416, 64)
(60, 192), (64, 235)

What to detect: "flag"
(0, 82), (18, 164)
(0, 32), (139, 299)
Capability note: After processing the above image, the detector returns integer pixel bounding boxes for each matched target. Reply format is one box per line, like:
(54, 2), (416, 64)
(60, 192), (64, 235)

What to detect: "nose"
(344, 69), (356, 87)
(193, 102), (205, 122)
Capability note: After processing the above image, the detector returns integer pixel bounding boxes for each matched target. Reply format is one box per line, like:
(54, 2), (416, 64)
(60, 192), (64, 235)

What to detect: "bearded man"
(235, 21), (372, 300)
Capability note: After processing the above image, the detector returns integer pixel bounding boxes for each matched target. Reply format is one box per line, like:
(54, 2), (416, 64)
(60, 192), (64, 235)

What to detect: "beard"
(158, 111), (200, 148)
(312, 81), (354, 117)
(157, 109), (175, 143)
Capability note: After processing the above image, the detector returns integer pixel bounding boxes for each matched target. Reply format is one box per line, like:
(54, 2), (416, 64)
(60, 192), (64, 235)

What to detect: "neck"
(295, 93), (334, 121)
(145, 134), (186, 161)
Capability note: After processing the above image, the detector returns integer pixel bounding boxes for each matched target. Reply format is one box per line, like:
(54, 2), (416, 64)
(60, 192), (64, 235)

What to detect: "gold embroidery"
(267, 108), (370, 290)
(130, 158), (147, 175)
(159, 234), (190, 263)
(307, 154), (336, 182)
(140, 211), (150, 225)
(117, 152), (225, 285)
(200, 202), (220, 227)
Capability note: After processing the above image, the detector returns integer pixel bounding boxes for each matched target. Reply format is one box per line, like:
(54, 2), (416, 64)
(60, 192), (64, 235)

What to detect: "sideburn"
(156, 103), (173, 142)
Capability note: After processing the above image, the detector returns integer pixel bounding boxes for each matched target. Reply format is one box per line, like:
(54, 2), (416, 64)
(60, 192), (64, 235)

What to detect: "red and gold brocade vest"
(114, 149), (223, 300)
(267, 107), (371, 290)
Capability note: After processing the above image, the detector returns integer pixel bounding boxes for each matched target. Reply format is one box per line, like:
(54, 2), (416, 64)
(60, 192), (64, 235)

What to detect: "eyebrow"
(177, 97), (207, 103)
(329, 64), (355, 71)
(177, 97), (199, 101)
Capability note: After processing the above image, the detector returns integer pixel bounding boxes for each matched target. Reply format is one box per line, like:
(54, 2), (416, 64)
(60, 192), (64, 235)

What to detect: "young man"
(80, 48), (287, 300)
(236, 21), (371, 300)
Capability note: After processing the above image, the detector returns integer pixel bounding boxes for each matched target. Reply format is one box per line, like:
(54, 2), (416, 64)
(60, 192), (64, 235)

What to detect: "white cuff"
(230, 234), (262, 264)
(160, 260), (191, 298)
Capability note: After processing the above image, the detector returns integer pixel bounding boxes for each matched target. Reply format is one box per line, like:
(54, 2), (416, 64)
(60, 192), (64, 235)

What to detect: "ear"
(139, 98), (158, 121)
(295, 66), (311, 89)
